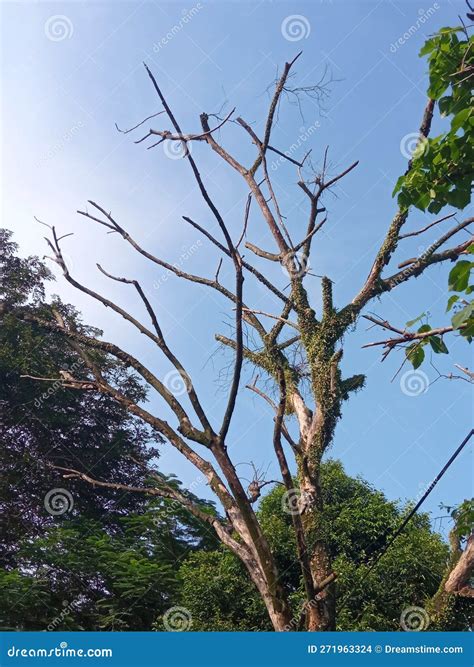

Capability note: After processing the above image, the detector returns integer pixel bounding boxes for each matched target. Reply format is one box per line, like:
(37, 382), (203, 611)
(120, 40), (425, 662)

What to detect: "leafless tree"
(19, 53), (473, 631)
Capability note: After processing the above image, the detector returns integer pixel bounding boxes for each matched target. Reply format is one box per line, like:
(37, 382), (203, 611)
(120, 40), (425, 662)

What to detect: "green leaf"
(451, 303), (474, 329)
(448, 261), (473, 292)
(446, 187), (471, 209)
(460, 318), (474, 338)
(406, 344), (425, 369)
(428, 78), (449, 100)
(451, 108), (471, 133)
(419, 37), (437, 56)
(392, 175), (405, 197)
(417, 324), (432, 333)
(446, 294), (459, 311)
(429, 336), (449, 354)
(406, 313), (426, 328)
(438, 96), (453, 117)
(414, 190), (431, 211)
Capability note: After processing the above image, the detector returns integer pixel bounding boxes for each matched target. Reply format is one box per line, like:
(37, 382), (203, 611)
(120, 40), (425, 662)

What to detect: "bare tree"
(18, 53), (473, 631)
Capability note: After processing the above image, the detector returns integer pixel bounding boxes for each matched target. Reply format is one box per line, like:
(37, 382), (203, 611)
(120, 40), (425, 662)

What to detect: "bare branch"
(251, 52), (302, 175)
(236, 115), (307, 168)
(362, 323), (458, 350)
(244, 242), (280, 261)
(52, 464), (250, 556)
(96, 263), (213, 435)
(236, 193), (252, 250)
(182, 215), (289, 305)
(78, 204), (268, 336)
(115, 111), (165, 135)
(454, 363), (474, 381)
(135, 107), (236, 150)
(242, 307), (299, 330)
(20, 310), (212, 443)
(398, 212), (456, 239)
(245, 382), (299, 452)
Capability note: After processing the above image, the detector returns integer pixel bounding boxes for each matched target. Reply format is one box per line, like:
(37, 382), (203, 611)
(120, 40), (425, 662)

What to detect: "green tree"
(0, 229), (158, 559)
(0, 230), (218, 630)
(178, 461), (468, 631)
(366, 25), (473, 366)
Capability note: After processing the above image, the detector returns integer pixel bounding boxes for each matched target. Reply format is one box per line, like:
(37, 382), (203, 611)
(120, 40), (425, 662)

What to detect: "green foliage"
(448, 251), (474, 340)
(404, 246), (473, 368)
(453, 499), (474, 540)
(179, 461), (456, 631)
(0, 571), (51, 631)
(441, 499), (474, 542)
(1, 507), (216, 631)
(335, 513), (448, 631)
(0, 229), (52, 307)
(174, 551), (270, 631)
(403, 314), (446, 369)
(392, 27), (473, 369)
(393, 28), (473, 213)
(0, 229), (218, 631)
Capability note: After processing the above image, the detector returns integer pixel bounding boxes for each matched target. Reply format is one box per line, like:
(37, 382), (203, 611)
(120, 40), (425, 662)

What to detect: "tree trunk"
(233, 545), (294, 631)
(297, 346), (342, 631)
(298, 456), (336, 631)
(445, 535), (474, 598)
(212, 445), (294, 630)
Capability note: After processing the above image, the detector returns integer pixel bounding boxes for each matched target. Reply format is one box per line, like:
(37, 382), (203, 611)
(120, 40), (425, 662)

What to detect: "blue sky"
(1, 0), (472, 536)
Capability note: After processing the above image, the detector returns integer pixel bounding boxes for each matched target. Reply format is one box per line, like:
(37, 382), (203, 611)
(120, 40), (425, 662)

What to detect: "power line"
(336, 428), (473, 622)
(365, 428), (473, 573)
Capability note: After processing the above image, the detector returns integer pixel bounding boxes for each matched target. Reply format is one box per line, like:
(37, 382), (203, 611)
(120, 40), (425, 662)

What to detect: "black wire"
(365, 428), (473, 574)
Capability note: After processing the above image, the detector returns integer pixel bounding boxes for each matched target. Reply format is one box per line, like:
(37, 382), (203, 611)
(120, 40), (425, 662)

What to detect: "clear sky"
(1, 0), (472, 537)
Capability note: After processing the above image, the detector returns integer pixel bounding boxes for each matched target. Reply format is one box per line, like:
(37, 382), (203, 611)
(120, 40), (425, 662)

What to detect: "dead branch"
(115, 111), (165, 135)
(135, 107), (235, 150)
(398, 213), (457, 239)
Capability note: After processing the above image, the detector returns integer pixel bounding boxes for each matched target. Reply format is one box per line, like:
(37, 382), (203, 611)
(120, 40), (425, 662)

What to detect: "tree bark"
(298, 462), (336, 630)
(445, 535), (474, 598)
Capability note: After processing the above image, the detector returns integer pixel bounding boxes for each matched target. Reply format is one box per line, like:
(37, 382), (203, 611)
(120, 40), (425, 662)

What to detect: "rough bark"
(445, 535), (474, 598)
